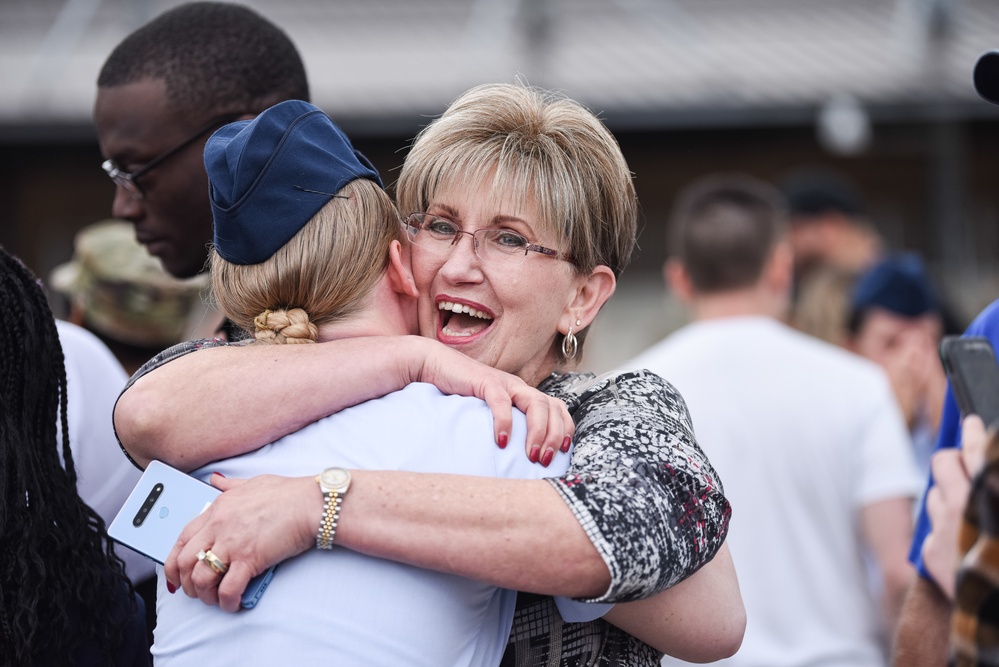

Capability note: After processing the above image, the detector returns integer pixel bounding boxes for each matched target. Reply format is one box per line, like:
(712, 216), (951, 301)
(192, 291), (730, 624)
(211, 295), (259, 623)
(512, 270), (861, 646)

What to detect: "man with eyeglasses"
(94, 2), (310, 338)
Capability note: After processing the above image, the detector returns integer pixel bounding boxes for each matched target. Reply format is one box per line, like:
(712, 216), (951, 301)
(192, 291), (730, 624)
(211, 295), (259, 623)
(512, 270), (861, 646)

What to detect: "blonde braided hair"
(253, 308), (319, 344)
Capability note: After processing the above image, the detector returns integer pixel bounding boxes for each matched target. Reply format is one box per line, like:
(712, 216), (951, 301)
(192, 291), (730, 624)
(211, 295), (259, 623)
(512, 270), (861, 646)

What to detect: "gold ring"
(197, 548), (229, 576)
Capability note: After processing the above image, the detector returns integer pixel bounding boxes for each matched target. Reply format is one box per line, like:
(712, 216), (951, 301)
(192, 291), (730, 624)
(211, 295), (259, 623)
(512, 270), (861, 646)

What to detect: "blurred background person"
(846, 253), (948, 479)
(894, 49), (999, 667)
(781, 167), (885, 346)
(916, 415), (994, 666)
(0, 246), (149, 665)
(50, 219), (209, 375)
(627, 173), (923, 667)
(785, 263), (856, 347)
(49, 218), (207, 642)
(781, 166), (883, 279)
(55, 315), (158, 647)
(48, 220), (209, 645)
(93, 1), (310, 339)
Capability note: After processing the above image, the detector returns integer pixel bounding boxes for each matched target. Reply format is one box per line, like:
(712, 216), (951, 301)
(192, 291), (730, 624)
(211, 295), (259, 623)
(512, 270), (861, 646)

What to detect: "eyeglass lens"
(101, 113), (242, 198)
(405, 214), (554, 265)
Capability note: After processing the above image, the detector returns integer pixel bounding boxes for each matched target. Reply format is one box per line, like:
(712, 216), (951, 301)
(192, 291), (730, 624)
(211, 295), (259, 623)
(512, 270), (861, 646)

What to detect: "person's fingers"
(961, 415), (989, 479)
(218, 561), (255, 613)
(481, 387), (514, 449)
(210, 474), (249, 491)
(560, 401), (574, 449)
(515, 394), (573, 465)
(923, 482), (960, 600)
(540, 398), (568, 467)
(925, 485), (944, 523)
(930, 448), (971, 505)
(522, 397), (549, 463)
(166, 510), (210, 591)
(190, 550), (223, 607)
(178, 534), (212, 599)
(163, 529), (189, 590)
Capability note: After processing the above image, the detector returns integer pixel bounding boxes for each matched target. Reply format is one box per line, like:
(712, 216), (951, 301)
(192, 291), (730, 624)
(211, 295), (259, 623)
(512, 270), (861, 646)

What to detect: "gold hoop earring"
(561, 319), (581, 361)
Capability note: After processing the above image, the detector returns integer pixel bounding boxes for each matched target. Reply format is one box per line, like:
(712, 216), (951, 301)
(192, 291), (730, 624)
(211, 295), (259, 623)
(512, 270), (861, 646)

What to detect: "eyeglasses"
(401, 213), (572, 266)
(101, 113), (243, 199)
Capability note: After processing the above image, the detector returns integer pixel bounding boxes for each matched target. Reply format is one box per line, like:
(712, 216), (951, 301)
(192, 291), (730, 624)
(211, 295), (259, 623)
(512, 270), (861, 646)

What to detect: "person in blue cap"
(893, 49), (999, 667)
(847, 253), (948, 478)
(147, 98), (582, 666)
(117, 83), (743, 666)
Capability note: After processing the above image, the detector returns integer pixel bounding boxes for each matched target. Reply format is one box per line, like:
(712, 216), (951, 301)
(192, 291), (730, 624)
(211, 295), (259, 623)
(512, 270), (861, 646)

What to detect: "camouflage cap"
(50, 220), (209, 347)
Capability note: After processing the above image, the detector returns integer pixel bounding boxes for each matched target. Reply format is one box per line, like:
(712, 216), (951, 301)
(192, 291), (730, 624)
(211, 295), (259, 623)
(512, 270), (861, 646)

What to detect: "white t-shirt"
(56, 320), (155, 584)
(153, 382), (582, 667)
(627, 316), (922, 667)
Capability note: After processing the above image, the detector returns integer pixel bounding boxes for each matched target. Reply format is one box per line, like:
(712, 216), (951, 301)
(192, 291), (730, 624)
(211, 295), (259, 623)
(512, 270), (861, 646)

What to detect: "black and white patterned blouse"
(118, 344), (731, 666)
(500, 370), (730, 667)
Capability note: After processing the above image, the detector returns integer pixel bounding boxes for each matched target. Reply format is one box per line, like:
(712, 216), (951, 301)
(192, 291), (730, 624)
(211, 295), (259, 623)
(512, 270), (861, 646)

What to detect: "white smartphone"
(108, 460), (275, 609)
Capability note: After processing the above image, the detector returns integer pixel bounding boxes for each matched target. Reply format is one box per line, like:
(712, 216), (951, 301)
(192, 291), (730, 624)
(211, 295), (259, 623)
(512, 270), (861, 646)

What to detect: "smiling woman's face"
(409, 174), (584, 387)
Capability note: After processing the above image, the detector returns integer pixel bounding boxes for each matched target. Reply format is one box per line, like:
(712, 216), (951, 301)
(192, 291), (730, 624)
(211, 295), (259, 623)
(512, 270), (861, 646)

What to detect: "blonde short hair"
(396, 82), (638, 278)
(210, 179), (400, 343)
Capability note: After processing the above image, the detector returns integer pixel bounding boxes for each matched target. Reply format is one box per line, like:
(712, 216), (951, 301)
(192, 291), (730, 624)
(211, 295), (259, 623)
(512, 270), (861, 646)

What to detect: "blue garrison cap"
(975, 50), (999, 105)
(206, 100), (382, 265)
(851, 253), (940, 319)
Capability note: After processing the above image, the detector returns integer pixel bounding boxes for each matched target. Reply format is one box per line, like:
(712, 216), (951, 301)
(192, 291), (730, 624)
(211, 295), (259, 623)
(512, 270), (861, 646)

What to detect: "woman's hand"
(164, 474), (320, 612)
(922, 415), (989, 599)
(414, 338), (574, 466)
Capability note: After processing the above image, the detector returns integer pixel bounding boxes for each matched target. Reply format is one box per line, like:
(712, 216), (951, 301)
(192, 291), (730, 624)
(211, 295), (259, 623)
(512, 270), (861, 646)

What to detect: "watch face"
(320, 468), (351, 492)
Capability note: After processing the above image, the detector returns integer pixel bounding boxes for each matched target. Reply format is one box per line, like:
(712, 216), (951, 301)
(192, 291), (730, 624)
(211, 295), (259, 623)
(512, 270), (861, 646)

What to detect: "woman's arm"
(167, 369), (732, 620)
(167, 471), (609, 613)
(603, 542), (745, 662)
(540, 370), (732, 601)
(115, 335), (573, 470)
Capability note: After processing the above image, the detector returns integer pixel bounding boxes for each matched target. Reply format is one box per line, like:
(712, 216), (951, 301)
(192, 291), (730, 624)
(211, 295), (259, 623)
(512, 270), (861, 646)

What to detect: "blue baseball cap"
(850, 253), (940, 319)
(206, 100), (382, 265)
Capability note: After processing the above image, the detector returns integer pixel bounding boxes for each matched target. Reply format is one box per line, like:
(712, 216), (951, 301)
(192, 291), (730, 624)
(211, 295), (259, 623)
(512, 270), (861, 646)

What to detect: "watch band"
(316, 487), (342, 550)
(316, 468), (350, 550)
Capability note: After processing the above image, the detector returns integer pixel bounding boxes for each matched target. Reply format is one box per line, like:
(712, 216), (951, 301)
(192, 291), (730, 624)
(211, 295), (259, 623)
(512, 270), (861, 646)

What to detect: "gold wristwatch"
(316, 467), (351, 549)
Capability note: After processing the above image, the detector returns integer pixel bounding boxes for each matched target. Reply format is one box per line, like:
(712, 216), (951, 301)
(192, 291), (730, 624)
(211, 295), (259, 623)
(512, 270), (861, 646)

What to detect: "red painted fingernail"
(541, 449), (554, 467)
(167, 581), (176, 594)
(212, 471), (226, 478)
(529, 445), (541, 463)
(561, 435), (571, 453)
(498, 432), (509, 449)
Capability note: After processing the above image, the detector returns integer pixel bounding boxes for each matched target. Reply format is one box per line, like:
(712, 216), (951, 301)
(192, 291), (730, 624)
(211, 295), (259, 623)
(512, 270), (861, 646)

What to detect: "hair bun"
(253, 308), (318, 344)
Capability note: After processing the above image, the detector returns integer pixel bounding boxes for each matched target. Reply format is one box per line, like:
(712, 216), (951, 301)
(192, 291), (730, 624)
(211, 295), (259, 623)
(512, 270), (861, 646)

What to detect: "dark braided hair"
(0, 248), (134, 664)
(97, 2), (309, 120)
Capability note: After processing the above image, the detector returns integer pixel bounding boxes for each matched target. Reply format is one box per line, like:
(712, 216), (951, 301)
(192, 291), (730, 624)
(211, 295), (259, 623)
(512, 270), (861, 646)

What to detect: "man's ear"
(387, 240), (418, 298)
(562, 265), (616, 333)
(664, 258), (694, 304)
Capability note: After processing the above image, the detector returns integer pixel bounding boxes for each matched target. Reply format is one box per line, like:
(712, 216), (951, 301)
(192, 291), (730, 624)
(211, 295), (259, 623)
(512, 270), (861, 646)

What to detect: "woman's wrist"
(298, 475), (328, 554)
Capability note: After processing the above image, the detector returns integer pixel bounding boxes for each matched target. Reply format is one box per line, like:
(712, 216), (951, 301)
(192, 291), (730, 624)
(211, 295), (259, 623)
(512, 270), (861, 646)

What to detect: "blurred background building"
(3, 0), (999, 371)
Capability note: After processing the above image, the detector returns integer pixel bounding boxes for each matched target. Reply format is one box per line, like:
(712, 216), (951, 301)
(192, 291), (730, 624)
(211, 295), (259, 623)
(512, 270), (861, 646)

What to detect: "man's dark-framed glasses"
(101, 113), (242, 199)
(401, 213), (573, 266)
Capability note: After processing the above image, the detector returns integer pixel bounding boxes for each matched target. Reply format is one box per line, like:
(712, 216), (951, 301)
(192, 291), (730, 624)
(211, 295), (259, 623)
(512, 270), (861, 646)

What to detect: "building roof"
(2, 0), (998, 140)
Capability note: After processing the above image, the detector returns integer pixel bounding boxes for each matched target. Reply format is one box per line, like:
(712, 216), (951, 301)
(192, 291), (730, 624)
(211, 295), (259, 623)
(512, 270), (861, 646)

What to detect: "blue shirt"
(152, 383), (598, 666)
(909, 298), (999, 579)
